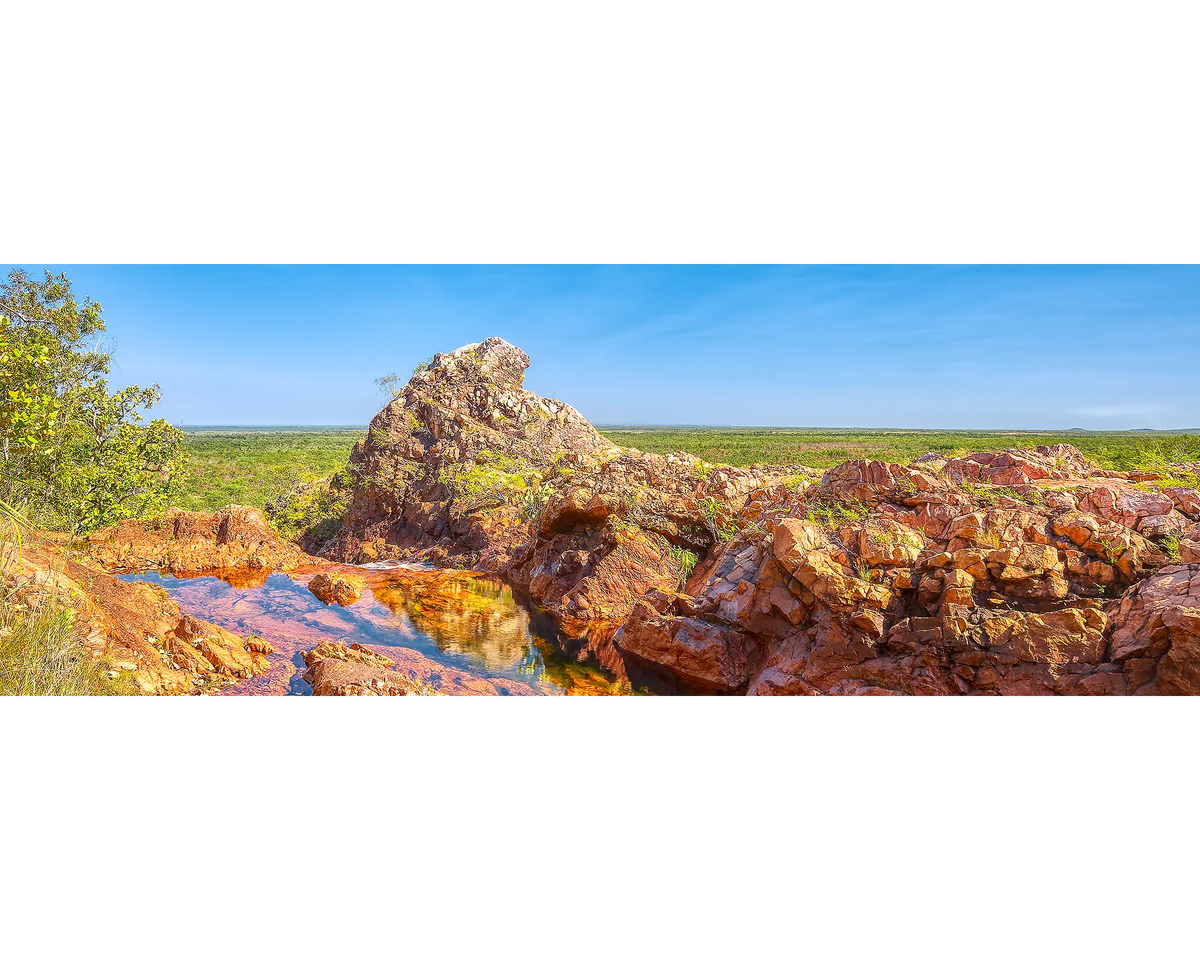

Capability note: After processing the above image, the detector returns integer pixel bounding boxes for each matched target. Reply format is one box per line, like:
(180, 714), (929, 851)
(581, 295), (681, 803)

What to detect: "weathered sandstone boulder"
(616, 594), (754, 693)
(936, 445), (1091, 485)
(87, 505), (315, 575)
(1106, 564), (1200, 694)
(298, 639), (541, 696)
(307, 571), (364, 606)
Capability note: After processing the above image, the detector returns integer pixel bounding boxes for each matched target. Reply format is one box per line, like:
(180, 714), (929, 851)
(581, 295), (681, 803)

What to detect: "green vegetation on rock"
(804, 494), (872, 530)
(265, 466), (354, 549)
(1162, 536), (1182, 563)
(668, 544), (699, 586)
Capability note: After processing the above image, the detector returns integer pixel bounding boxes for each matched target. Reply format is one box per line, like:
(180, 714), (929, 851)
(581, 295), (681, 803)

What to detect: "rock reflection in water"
(520, 598), (689, 696)
(207, 567), (274, 590)
(372, 572), (646, 695)
(371, 573), (535, 673)
(523, 603), (633, 695)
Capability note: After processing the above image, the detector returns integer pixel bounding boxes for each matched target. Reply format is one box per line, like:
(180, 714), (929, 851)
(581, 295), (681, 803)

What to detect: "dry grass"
(0, 499), (136, 696)
(0, 594), (135, 696)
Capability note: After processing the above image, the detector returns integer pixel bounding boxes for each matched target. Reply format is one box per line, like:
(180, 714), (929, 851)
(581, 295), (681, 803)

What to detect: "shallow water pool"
(118, 567), (629, 695)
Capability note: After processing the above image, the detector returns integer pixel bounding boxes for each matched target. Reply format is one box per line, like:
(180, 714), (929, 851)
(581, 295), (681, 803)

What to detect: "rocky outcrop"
(312, 338), (1200, 695)
(298, 639), (541, 696)
(166, 614), (273, 683)
(301, 641), (428, 696)
(618, 593), (754, 692)
(307, 571), (364, 606)
(928, 444), (1092, 484)
(613, 455), (1196, 695)
(87, 505), (316, 576)
(2, 537), (273, 694)
(1107, 564), (1200, 695)
(325, 338), (801, 621)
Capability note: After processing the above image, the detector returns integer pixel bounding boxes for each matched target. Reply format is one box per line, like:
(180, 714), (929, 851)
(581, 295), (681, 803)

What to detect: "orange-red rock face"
(1, 537), (273, 694)
(611, 454), (1200, 695)
(323, 337), (805, 625)
(301, 337), (1200, 696)
(299, 640), (542, 696)
(307, 571), (364, 606)
(1107, 564), (1200, 694)
(87, 505), (316, 576)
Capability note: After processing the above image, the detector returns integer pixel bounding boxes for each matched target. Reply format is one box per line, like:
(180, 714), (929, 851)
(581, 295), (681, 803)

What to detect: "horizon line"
(175, 423), (1200, 434)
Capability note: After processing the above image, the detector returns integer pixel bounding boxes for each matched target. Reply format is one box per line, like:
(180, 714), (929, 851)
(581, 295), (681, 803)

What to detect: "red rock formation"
(325, 337), (800, 622)
(1107, 564), (1200, 694)
(299, 640), (541, 696)
(307, 571), (364, 606)
(87, 505), (316, 575)
(312, 338), (1200, 695)
(613, 452), (1198, 695)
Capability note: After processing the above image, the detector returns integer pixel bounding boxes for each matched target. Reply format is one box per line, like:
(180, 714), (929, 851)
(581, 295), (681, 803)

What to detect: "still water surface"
(118, 567), (627, 695)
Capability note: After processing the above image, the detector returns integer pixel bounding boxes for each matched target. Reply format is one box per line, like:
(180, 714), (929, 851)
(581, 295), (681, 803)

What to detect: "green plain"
(174, 428), (364, 511)
(599, 427), (1200, 473)
(173, 426), (1200, 512)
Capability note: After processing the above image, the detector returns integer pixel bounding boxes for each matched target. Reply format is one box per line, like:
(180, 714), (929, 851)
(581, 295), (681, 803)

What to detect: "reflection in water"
(119, 567), (633, 696)
(208, 567), (274, 590)
(372, 574), (535, 673)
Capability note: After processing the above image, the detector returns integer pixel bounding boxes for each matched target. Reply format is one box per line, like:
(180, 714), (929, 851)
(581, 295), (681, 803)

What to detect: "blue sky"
(10, 265), (1199, 429)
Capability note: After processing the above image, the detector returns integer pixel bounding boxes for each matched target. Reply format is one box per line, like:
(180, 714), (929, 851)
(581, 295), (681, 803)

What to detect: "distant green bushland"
(174, 429), (363, 512)
(598, 427), (1200, 473)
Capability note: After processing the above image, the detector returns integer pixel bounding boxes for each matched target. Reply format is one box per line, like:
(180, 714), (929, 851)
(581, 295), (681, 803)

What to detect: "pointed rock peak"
(427, 337), (530, 391)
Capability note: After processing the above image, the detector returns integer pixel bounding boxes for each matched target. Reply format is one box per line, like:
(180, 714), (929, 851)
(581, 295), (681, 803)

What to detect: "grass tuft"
(668, 545), (699, 586)
(1162, 536), (1182, 563)
(0, 596), (136, 696)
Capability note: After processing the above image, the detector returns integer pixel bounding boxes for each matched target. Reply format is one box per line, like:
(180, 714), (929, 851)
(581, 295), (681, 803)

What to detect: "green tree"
(0, 269), (186, 534)
(374, 372), (402, 401)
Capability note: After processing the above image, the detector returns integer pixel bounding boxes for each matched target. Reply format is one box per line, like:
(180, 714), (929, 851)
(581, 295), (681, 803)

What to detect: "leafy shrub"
(668, 545), (699, 586)
(520, 484), (553, 521)
(447, 453), (534, 512)
(803, 495), (871, 530)
(697, 497), (751, 542)
(1, 269), (186, 535)
(1162, 536), (1182, 563)
(266, 468), (352, 550)
(1095, 536), (1126, 564)
(374, 373), (402, 400)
